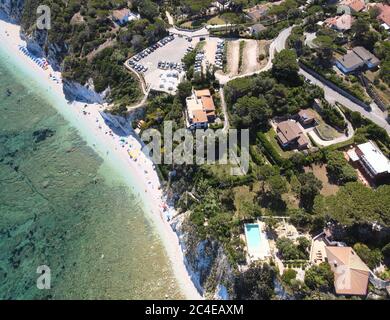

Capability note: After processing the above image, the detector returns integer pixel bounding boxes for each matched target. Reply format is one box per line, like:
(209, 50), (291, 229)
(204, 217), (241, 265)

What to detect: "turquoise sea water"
(0, 46), (183, 299)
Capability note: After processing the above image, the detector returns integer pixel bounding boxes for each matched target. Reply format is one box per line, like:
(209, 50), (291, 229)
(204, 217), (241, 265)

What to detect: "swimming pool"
(244, 223), (270, 260)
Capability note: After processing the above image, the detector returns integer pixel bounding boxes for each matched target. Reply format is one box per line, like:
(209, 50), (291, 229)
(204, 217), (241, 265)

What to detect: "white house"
(336, 47), (380, 74)
(112, 8), (140, 26)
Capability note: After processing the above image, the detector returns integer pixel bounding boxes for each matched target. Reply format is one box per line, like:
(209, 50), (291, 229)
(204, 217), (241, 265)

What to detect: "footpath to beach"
(0, 15), (202, 300)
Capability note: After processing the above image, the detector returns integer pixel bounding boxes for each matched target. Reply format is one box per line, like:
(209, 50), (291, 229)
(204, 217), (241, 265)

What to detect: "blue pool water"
(245, 223), (262, 251)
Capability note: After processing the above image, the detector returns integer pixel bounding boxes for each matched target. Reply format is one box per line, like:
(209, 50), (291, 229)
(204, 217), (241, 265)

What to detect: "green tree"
(353, 243), (383, 270)
(298, 172), (323, 211)
(352, 17), (380, 50)
(272, 49), (300, 84)
(232, 96), (271, 131)
(326, 151), (357, 185)
(382, 243), (390, 261)
(289, 208), (312, 231)
(304, 262), (334, 292)
(297, 236), (311, 258)
(276, 237), (302, 260)
(313, 183), (390, 227)
(135, 0), (159, 21)
(314, 35), (335, 68)
(177, 80), (192, 103)
(234, 263), (276, 299)
(267, 175), (288, 199)
(282, 268), (297, 285)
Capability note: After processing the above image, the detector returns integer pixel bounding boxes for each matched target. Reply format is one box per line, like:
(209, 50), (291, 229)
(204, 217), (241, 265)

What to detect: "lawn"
(180, 21), (193, 28)
(233, 185), (258, 219)
(304, 107), (342, 141)
(207, 16), (226, 25)
(304, 164), (340, 196)
(315, 123), (342, 141)
(219, 12), (246, 24)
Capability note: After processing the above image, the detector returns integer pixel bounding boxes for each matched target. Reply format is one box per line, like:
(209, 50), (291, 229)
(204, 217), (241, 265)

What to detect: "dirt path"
(166, 11), (174, 25)
(204, 37), (217, 64)
(86, 39), (115, 62)
(226, 40), (239, 76)
(241, 40), (260, 74)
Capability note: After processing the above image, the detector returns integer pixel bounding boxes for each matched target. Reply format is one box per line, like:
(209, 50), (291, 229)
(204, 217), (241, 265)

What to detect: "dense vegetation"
(314, 182), (390, 228)
(17, 0), (390, 299)
(225, 50), (323, 135)
(21, 0), (168, 107)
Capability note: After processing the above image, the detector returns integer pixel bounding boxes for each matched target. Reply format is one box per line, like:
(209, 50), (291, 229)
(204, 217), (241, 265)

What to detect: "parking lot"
(126, 34), (200, 93)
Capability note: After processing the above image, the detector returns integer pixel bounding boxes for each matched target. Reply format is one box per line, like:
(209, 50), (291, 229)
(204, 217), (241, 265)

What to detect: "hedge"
(257, 132), (284, 166)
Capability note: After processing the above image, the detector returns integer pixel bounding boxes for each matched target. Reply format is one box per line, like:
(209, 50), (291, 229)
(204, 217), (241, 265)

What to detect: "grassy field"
(180, 21), (193, 28)
(207, 16), (226, 25)
(304, 164), (340, 196)
(316, 123), (341, 140)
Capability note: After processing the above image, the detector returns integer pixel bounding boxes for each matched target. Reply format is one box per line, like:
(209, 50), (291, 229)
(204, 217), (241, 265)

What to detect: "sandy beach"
(0, 16), (202, 300)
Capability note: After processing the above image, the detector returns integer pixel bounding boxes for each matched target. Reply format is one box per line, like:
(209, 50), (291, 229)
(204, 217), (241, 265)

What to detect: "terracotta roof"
(325, 246), (370, 296)
(277, 131), (289, 145)
(112, 8), (130, 20)
(192, 110), (208, 124)
(195, 89), (211, 98)
(245, 4), (269, 21)
(277, 120), (302, 143)
(376, 4), (390, 26)
(201, 96), (215, 112)
(297, 135), (309, 147)
(298, 109), (316, 121)
(341, 0), (366, 12)
(324, 14), (354, 30)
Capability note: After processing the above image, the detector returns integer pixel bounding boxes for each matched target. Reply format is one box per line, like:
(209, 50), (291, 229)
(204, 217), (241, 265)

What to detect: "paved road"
(299, 68), (390, 135)
(168, 26), (210, 38)
(219, 86), (229, 132)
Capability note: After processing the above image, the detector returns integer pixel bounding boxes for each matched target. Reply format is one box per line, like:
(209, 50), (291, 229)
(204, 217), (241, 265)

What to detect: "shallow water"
(0, 47), (183, 299)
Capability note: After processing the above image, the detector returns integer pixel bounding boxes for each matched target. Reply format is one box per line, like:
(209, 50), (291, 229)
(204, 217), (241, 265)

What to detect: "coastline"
(0, 16), (202, 300)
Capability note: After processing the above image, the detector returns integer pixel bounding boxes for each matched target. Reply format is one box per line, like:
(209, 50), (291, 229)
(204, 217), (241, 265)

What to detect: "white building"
(347, 141), (390, 182)
(112, 8), (140, 26)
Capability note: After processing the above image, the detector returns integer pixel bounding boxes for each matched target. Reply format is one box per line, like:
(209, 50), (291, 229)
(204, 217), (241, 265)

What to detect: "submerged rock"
(32, 129), (55, 143)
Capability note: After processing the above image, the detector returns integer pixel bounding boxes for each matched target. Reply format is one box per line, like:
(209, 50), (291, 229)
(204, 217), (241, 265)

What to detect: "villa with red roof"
(325, 246), (371, 296)
(375, 3), (390, 29)
(340, 0), (366, 13)
(186, 89), (216, 130)
(325, 14), (354, 31)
